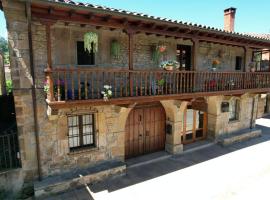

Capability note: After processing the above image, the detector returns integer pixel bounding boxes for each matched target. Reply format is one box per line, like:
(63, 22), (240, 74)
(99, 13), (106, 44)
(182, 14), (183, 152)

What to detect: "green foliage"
(4, 52), (9, 65)
(6, 79), (13, 94)
(110, 40), (121, 59)
(84, 32), (98, 53)
(157, 78), (165, 86)
(0, 37), (10, 65)
(0, 37), (8, 53)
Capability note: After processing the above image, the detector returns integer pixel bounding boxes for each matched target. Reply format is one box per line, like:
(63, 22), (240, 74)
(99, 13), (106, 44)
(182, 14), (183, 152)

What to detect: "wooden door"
(181, 105), (207, 144)
(125, 104), (166, 159)
(177, 45), (192, 71)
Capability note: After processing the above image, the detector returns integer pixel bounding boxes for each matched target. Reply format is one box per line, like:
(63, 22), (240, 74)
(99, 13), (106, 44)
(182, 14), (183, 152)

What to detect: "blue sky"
(0, 0), (270, 38)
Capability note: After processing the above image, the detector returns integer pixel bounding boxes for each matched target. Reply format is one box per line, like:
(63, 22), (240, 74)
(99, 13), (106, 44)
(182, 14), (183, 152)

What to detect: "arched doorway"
(181, 99), (208, 144)
(125, 103), (166, 159)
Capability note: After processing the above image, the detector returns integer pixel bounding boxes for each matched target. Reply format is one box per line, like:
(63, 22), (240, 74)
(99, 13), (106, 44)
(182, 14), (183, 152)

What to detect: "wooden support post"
(41, 20), (55, 101)
(127, 29), (135, 96)
(243, 46), (250, 72)
(191, 38), (199, 71)
(191, 38), (199, 92)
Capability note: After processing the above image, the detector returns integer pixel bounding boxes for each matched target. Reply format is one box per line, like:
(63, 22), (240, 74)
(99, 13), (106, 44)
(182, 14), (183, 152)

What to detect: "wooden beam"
(127, 29), (135, 96)
(47, 88), (270, 109)
(243, 46), (250, 72)
(192, 38), (199, 71)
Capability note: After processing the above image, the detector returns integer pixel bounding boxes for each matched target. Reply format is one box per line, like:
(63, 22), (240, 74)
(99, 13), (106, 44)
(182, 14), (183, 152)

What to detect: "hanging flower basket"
(110, 40), (121, 59)
(84, 32), (98, 53)
(158, 45), (166, 53)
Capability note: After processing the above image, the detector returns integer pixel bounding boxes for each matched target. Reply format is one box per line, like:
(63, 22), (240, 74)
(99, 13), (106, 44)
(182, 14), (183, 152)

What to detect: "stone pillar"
(105, 105), (132, 161)
(207, 96), (227, 139)
(250, 94), (259, 128)
(1, 0), (38, 185)
(161, 100), (186, 154)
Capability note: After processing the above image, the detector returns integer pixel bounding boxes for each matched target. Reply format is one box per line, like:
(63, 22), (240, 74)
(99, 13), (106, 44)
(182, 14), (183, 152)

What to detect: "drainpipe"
(25, 2), (42, 181)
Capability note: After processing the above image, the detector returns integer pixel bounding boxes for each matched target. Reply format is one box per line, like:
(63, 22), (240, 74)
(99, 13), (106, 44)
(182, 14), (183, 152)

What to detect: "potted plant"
(152, 43), (167, 63)
(111, 40), (121, 59)
(84, 32), (98, 53)
(160, 60), (179, 71)
(101, 85), (112, 101)
(212, 59), (220, 71)
(157, 78), (165, 94)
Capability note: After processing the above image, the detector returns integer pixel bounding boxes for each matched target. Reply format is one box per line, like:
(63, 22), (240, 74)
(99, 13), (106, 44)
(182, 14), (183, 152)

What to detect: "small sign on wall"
(221, 102), (229, 112)
(166, 124), (172, 135)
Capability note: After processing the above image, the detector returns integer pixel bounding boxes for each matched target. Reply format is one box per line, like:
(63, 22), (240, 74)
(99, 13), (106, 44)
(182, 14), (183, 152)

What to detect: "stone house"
(0, 0), (270, 198)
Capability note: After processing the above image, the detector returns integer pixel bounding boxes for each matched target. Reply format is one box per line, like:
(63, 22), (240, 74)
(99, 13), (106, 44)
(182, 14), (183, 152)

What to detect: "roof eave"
(21, 0), (270, 45)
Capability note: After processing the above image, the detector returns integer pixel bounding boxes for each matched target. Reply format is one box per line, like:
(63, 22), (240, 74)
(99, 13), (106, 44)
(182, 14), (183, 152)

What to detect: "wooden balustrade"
(45, 68), (270, 102)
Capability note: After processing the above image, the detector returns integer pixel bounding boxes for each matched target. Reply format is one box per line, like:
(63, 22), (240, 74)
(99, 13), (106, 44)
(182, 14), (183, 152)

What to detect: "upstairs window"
(68, 114), (95, 150)
(235, 56), (242, 71)
(77, 41), (95, 65)
(229, 99), (240, 121)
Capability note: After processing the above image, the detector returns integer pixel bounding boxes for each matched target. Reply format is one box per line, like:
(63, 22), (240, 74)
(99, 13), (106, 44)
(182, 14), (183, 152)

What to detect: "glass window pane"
(186, 109), (193, 131)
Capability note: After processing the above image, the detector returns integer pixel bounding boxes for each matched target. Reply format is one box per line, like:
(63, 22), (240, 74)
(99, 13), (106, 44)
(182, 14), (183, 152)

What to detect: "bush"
(6, 80), (13, 94)
(4, 52), (10, 65)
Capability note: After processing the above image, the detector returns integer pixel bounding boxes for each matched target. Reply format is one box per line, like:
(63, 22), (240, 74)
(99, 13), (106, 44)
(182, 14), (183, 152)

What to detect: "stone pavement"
(44, 115), (270, 200)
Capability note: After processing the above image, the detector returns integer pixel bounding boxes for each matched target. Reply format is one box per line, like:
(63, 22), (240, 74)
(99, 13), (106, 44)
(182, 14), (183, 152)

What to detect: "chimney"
(224, 7), (236, 32)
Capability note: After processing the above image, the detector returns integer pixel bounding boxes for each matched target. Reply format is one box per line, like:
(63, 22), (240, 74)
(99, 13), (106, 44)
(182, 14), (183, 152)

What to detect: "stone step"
(218, 128), (262, 146)
(126, 151), (171, 169)
(34, 160), (126, 199)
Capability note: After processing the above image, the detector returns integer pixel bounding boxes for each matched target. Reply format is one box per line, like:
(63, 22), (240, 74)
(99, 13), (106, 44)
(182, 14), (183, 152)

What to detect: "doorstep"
(217, 128), (262, 146)
(34, 160), (126, 199)
(183, 140), (216, 153)
(126, 151), (171, 169)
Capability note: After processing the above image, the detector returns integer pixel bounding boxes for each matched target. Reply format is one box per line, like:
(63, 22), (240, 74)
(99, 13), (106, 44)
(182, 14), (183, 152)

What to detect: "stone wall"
(0, 0), (38, 194)
(38, 105), (130, 177)
(197, 42), (246, 71)
(207, 94), (257, 139)
(31, 22), (251, 72)
(257, 94), (270, 118)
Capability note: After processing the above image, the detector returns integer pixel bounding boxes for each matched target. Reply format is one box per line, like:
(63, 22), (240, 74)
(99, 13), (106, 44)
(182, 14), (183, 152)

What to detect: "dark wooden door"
(177, 45), (192, 71)
(125, 105), (166, 159)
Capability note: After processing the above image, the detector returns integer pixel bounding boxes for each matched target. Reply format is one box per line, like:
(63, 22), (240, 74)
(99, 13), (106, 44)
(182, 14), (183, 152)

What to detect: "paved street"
(47, 116), (270, 200)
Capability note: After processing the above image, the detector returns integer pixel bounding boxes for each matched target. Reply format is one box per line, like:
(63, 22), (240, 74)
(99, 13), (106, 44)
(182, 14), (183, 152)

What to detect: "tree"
(0, 37), (9, 65)
(0, 37), (8, 53)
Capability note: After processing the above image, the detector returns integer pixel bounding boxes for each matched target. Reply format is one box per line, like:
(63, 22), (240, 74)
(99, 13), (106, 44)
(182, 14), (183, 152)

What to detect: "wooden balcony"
(45, 68), (270, 108)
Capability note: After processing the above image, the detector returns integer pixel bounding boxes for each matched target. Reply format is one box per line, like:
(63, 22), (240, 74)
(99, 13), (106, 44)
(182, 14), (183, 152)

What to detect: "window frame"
(67, 114), (96, 151)
(76, 41), (96, 66)
(229, 99), (240, 122)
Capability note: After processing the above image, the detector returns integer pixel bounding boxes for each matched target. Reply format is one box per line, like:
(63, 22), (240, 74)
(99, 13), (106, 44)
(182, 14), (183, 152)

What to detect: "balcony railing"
(45, 68), (270, 102)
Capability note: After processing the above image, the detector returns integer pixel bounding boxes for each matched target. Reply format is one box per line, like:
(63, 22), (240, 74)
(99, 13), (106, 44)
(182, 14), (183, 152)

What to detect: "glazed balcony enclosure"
(45, 68), (270, 107)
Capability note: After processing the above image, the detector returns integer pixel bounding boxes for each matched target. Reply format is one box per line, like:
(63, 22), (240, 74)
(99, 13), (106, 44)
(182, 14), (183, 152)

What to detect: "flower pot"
(165, 65), (174, 71)
(250, 67), (256, 72)
(212, 67), (217, 72)
(159, 46), (166, 53)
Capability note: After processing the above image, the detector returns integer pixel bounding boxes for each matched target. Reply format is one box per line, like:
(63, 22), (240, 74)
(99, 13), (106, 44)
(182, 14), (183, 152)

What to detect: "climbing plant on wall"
(110, 40), (121, 59)
(84, 32), (98, 53)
